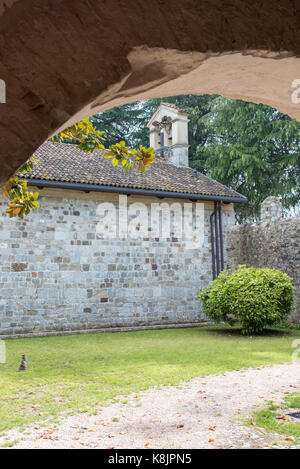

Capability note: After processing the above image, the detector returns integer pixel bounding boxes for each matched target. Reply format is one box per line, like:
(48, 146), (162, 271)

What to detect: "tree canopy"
(195, 98), (300, 221)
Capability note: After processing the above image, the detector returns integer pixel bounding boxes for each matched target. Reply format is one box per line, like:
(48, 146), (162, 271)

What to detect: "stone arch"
(0, 0), (300, 184)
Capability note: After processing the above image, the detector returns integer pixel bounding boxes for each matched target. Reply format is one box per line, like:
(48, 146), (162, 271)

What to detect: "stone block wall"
(0, 187), (235, 337)
(227, 198), (300, 323)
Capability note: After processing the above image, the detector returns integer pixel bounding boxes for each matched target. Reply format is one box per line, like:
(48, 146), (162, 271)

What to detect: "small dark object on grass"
(18, 354), (27, 372)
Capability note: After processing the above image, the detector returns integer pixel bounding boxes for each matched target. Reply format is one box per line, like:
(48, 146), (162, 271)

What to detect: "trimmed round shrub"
(197, 265), (295, 335)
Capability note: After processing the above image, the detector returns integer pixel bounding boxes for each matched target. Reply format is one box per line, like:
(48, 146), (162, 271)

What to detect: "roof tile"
(21, 141), (246, 201)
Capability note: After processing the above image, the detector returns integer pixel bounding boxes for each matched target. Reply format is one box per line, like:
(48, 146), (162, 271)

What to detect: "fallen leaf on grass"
(276, 415), (288, 420)
(38, 434), (58, 440)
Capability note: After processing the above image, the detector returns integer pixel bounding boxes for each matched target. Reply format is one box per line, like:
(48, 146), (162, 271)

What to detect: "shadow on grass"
(206, 326), (292, 338)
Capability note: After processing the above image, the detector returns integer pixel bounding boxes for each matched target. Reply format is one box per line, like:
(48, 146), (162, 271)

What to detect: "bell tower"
(147, 103), (189, 167)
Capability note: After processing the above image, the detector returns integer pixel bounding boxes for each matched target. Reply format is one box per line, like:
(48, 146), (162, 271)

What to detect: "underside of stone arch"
(0, 0), (300, 184)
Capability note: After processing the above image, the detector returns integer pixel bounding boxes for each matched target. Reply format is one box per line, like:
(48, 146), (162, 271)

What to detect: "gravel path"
(2, 362), (300, 449)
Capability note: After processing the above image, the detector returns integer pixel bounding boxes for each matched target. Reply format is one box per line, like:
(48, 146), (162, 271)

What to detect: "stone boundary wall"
(227, 198), (300, 323)
(0, 187), (235, 337)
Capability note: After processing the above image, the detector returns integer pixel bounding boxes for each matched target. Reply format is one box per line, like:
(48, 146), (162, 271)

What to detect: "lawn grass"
(253, 393), (300, 442)
(0, 326), (299, 433)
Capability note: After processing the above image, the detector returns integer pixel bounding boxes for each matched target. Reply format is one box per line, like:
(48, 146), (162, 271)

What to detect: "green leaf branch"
(2, 118), (155, 219)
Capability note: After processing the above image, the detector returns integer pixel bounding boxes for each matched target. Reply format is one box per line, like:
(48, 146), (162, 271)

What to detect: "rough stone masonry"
(227, 197), (300, 323)
(0, 188), (235, 337)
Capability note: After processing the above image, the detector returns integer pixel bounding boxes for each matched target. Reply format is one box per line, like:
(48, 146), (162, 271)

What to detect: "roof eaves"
(25, 178), (248, 203)
(191, 168), (247, 200)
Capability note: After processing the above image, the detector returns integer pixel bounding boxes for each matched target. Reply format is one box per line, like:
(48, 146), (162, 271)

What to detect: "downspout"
(218, 201), (224, 271)
(210, 211), (216, 280)
(214, 201), (220, 276)
(210, 200), (225, 280)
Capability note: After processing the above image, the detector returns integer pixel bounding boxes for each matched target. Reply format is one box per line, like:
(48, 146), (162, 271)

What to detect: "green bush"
(197, 265), (295, 335)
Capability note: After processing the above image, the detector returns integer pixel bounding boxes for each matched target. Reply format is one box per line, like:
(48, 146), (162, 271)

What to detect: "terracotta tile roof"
(21, 141), (246, 201)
